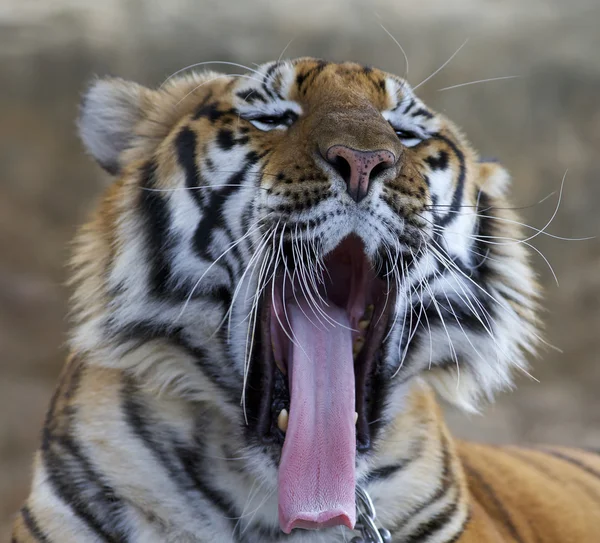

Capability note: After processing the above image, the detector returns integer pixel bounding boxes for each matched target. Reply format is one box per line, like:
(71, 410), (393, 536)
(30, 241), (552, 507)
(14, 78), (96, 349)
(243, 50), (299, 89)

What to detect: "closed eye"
(243, 110), (298, 131)
(391, 126), (423, 148)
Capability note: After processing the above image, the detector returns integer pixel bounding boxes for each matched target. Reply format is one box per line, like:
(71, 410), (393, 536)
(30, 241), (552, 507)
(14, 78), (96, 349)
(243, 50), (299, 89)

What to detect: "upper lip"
(249, 235), (397, 451)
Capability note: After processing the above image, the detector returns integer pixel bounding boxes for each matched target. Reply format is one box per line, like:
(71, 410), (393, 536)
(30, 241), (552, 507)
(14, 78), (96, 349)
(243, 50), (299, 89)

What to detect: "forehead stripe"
(295, 60), (329, 94)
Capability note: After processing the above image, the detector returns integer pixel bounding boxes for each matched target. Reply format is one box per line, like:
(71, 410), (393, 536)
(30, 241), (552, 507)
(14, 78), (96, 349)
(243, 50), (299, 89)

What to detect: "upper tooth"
(272, 340), (287, 375)
(353, 337), (365, 351)
(354, 412), (358, 425)
(358, 320), (370, 330)
(277, 409), (289, 433)
(275, 359), (287, 375)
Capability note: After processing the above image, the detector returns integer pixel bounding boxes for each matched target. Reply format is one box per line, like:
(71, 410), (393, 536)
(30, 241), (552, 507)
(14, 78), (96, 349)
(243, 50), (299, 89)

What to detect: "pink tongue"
(278, 299), (356, 533)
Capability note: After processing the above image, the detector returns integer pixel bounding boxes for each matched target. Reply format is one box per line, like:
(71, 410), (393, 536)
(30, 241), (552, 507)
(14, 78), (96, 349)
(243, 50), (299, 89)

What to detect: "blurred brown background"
(1, 0), (599, 537)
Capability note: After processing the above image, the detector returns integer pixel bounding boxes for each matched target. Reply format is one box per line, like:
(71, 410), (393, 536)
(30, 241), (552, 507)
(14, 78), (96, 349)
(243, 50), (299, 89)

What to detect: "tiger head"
(75, 58), (539, 532)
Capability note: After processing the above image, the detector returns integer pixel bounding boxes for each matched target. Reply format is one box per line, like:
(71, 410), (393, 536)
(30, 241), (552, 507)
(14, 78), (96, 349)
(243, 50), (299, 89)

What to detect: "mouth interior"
(256, 235), (394, 533)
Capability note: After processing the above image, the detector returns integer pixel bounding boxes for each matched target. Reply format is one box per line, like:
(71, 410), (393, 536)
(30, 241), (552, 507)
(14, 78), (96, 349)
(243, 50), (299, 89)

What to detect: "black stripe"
(295, 60), (328, 94)
(420, 289), (490, 336)
(295, 71), (309, 91)
(176, 126), (202, 197)
(365, 434), (426, 483)
(174, 445), (242, 521)
(192, 151), (260, 263)
(391, 432), (454, 533)
(41, 360), (82, 451)
(235, 90), (267, 104)
(44, 434), (130, 542)
(403, 492), (460, 543)
(540, 448), (600, 481)
(217, 129), (236, 151)
(391, 236), (492, 361)
(366, 462), (405, 481)
(403, 98), (416, 114)
(193, 103), (236, 122)
(121, 381), (239, 535)
(446, 510), (471, 543)
(116, 322), (240, 399)
(192, 90), (214, 118)
(139, 161), (174, 297)
(240, 201), (256, 256)
(41, 363), (130, 543)
(213, 285), (233, 310)
(363, 68), (385, 95)
(262, 62), (279, 99)
(425, 150), (449, 171)
(20, 506), (50, 543)
(431, 134), (466, 228)
(463, 461), (523, 543)
(471, 191), (495, 280)
(504, 448), (600, 506)
(412, 107), (434, 119)
(118, 320), (182, 343)
(175, 125), (236, 299)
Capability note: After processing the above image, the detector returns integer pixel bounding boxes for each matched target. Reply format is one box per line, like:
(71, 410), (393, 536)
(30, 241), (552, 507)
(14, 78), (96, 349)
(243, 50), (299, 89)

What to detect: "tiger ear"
(78, 78), (150, 176)
(477, 160), (511, 198)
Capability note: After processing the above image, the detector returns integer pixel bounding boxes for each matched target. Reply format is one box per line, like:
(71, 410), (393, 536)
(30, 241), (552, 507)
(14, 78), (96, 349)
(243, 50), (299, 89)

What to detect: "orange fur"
(12, 59), (595, 542)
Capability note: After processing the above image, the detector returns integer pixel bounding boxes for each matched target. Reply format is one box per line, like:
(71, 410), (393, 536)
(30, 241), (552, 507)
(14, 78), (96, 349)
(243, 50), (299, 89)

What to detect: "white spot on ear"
(78, 78), (146, 175)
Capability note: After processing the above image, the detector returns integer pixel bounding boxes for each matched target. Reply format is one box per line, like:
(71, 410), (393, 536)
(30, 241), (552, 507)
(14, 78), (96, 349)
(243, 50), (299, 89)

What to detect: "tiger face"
(76, 58), (539, 533)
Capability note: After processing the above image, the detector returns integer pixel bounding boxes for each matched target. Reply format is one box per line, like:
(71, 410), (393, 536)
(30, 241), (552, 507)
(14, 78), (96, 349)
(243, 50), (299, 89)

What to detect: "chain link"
(350, 485), (392, 543)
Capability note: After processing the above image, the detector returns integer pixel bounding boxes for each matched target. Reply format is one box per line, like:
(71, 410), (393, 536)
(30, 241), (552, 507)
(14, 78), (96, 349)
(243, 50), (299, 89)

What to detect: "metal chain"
(350, 486), (392, 543)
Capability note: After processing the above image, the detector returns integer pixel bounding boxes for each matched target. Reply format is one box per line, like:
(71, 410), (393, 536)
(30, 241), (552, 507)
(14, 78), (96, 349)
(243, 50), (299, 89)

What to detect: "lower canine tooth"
(277, 409), (289, 432)
(354, 412), (358, 425)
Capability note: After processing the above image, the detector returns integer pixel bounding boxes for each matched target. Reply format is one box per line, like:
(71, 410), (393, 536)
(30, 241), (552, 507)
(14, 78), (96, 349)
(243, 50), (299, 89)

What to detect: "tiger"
(12, 58), (600, 543)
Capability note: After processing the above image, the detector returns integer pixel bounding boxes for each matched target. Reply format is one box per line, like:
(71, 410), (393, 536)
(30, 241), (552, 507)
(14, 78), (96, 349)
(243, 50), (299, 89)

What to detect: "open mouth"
(251, 235), (396, 533)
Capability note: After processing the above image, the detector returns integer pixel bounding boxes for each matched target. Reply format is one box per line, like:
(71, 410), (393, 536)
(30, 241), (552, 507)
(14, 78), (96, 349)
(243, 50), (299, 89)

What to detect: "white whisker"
(141, 184), (269, 193)
(276, 38), (296, 65)
(161, 60), (263, 89)
(174, 73), (261, 109)
(176, 223), (263, 323)
(378, 23), (409, 78)
(437, 75), (520, 92)
(412, 38), (469, 91)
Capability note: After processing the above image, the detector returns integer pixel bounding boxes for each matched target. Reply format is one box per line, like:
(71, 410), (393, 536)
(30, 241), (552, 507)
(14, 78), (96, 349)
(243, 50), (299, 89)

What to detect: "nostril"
(369, 161), (390, 181)
(331, 155), (352, 185)
(325, 145), (396, 203)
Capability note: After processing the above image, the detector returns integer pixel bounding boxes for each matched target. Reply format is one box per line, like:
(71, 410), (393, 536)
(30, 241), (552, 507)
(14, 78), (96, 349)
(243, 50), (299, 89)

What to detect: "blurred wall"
(1, 0), (599, 536)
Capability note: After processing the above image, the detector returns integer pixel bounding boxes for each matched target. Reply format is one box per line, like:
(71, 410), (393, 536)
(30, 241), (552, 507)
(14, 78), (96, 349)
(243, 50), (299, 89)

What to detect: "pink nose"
(325, 145), (396, 202)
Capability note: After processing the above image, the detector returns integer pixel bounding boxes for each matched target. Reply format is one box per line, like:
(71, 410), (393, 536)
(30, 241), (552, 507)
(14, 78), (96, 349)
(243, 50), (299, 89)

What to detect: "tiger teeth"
(272, 340), (287, 375)
(277, 409), (289, 433)
(358, 319), (370, 330)
(275, 359), (287, 376)
(353, 336), (365, 356)
(354, 412), (358, 425)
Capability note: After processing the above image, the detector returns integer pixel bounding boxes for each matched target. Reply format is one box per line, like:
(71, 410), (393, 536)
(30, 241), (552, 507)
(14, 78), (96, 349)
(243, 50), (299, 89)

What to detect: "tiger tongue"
(278, 298), (356, 533)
